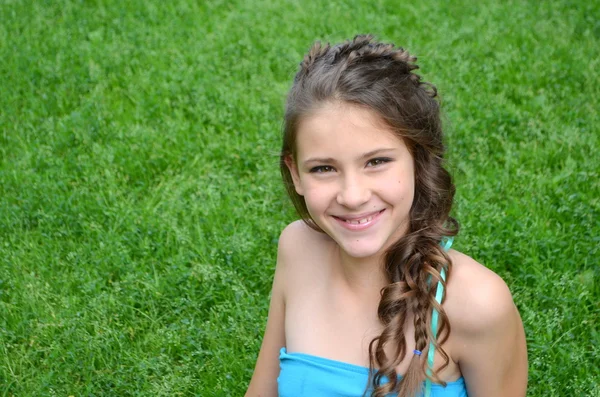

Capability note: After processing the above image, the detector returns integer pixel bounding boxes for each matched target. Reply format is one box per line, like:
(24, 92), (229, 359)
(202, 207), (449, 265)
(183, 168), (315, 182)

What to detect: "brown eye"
(367, 157), (392, 167)
(310, 165), (335, 173)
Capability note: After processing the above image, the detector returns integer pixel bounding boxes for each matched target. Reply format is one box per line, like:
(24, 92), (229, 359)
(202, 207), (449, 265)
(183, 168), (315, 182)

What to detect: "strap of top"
(424, 236), (453, 397)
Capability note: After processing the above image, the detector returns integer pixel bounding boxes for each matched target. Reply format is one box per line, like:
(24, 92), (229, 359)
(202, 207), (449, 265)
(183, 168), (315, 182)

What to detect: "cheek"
(401, 163), (415, 191)
(394, 183), (412, 202)
(302, 184), (334, 212)
(394, 173), (415, 204)
(404, 183), (415, 204)
(398, 176), (415, 192)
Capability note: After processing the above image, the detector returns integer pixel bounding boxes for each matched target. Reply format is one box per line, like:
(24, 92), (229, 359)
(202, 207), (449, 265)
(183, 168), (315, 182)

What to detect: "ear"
(284, 155), (304, 196)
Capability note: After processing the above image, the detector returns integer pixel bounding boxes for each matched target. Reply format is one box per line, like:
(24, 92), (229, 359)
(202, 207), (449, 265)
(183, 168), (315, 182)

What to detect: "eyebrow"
(302, 148), (397, 166)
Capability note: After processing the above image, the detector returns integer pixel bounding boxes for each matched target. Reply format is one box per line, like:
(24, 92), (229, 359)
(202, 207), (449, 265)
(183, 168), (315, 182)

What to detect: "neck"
(334, 247), (389, 297)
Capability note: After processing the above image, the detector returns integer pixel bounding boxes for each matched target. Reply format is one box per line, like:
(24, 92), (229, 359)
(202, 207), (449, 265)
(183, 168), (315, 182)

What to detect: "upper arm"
(452, 270), (528, 397)
(245, 223), (300, 397)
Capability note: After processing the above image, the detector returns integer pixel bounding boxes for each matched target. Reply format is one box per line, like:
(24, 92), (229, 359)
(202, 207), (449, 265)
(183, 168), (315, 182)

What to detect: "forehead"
(295, 102), (405, 159)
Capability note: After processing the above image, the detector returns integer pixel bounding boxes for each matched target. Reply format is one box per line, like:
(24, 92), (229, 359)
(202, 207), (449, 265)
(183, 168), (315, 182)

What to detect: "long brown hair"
(280, 35), (458, 397)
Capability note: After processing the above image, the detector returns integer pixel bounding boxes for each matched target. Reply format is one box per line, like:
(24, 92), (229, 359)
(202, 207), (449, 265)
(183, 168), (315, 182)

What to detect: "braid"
(368, 232), (455, 397)
(297, 41), (331, 81)
(294, 35), (422, 97)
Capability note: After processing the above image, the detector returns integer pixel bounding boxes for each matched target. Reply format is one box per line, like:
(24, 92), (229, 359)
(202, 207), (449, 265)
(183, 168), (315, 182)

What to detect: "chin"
(337, 240), (387, 260)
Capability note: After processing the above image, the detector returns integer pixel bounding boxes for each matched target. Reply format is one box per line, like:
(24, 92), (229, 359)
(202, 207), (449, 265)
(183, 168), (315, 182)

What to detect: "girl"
(246, 35), (527, 397)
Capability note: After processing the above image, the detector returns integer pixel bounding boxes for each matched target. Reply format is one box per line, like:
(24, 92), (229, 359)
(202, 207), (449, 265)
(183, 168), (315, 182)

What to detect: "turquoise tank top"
(277, 237), (467, 397)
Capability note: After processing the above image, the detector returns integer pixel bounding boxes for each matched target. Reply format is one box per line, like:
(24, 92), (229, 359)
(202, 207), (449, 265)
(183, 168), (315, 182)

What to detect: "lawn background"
(0, 0), (598, 395)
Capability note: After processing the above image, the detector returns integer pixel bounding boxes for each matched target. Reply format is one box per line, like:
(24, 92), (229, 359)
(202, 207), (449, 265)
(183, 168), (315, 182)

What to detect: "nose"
(336, 173), (371, 209)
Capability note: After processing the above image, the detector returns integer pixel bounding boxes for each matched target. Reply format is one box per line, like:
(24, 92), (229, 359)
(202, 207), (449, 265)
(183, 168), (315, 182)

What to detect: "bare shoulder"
(245, 220), (331, 397)
(246, 222), (322, 397)
(444, 250), (528, 395)
(445, 250), (516, 336)
(278, 220), (330, 253)
(277, 220), (333, 272)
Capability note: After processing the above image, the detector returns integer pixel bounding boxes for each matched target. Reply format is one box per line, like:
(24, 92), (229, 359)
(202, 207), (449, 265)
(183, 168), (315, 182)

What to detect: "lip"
(333, 209), (385, 231)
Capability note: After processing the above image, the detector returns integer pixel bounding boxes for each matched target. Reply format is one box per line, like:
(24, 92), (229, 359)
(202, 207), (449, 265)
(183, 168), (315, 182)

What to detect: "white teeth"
(345, 215), (374, 224)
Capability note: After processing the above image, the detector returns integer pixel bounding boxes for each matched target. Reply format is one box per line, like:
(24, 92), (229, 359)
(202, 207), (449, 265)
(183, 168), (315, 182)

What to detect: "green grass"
(0, 0), (598, 395)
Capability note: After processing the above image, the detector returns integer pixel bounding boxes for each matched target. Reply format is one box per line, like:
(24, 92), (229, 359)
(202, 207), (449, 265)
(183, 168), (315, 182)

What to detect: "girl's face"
(286, 102), (415, 260)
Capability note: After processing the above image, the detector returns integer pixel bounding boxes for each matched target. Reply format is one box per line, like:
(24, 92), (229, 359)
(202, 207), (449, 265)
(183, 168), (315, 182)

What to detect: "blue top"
(278, 237), (467, 397)
(278, 348), (467, 397)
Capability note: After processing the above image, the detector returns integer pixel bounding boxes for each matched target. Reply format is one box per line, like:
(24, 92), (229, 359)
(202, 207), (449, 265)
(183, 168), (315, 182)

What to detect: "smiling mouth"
(343, 214), (376, 224)
(334, 210), (385, 225)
